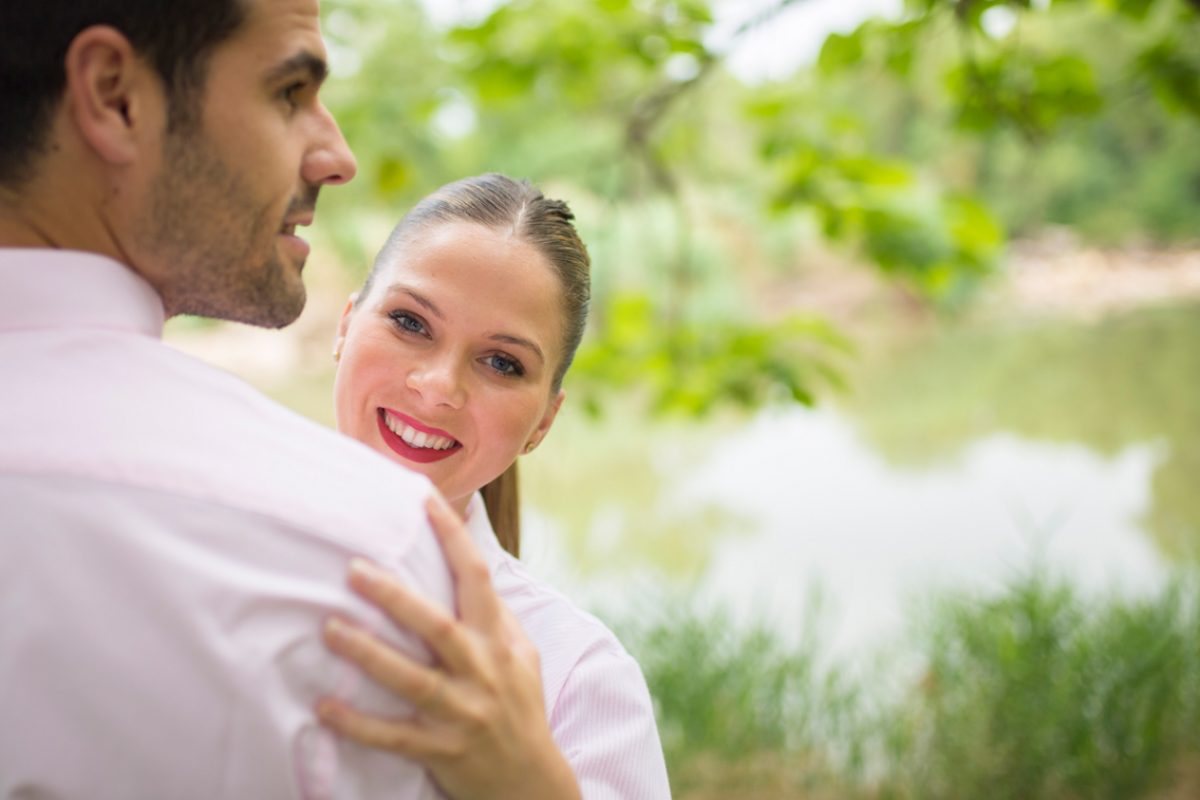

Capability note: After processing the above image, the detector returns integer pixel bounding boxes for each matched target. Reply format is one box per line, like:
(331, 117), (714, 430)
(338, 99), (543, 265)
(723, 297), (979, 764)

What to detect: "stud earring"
(523, 441), (535, 454)
(332, 337), (344, 362)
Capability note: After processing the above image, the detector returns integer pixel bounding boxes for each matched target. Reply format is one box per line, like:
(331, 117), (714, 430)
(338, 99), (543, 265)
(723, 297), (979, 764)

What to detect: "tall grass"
(611, 573), (1200, 798)
(617, 600), (865, 796)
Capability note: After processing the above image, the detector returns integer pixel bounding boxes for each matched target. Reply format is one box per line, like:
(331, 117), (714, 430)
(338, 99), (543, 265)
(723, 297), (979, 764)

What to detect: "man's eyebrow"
(264, 51), (329, 86)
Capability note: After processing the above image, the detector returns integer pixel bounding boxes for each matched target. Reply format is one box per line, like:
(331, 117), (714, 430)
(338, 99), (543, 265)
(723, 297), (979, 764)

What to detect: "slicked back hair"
(0, 0), (246, 186)
(358, 174), (592, 556)
(361, 173), (591, 394)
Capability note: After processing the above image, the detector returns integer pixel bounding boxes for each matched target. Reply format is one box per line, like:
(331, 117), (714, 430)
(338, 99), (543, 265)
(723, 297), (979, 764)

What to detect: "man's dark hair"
(0, 0), (246, 186)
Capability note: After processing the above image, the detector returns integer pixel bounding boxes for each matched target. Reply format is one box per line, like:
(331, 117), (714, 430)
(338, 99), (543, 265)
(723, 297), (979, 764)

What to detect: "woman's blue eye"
(487, 354), (524, 377)
(389, 311), (427, 335)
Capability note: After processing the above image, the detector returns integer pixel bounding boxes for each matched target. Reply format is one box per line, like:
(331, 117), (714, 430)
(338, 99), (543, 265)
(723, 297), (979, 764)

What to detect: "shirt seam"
(0, 464), (417, 558)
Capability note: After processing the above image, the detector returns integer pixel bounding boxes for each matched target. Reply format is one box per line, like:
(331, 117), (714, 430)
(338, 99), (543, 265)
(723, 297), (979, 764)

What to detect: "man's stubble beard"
(140, 127), (308, 329)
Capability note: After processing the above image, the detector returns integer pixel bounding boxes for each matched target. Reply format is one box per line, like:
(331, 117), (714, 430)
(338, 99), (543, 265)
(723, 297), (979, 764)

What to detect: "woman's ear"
(333, 293), (357, 361)
(524, 390), (565, 454)
(65, 26), (162, 166)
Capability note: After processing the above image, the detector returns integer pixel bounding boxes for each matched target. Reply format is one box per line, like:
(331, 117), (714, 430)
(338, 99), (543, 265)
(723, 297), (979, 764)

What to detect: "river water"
(518, 303), (1200, 655)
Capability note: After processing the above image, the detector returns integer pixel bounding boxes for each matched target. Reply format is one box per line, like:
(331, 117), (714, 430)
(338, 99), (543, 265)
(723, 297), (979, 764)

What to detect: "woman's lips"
(376, 408), (461, 464)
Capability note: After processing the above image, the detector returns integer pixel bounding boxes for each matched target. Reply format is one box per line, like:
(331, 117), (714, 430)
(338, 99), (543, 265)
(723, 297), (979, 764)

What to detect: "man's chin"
(250, 285), (307, 329)
(240, 256), (308, 328)
(165, 275), (306, 328)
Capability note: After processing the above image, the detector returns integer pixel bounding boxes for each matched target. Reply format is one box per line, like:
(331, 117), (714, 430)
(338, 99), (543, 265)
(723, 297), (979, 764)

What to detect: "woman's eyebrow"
(386, 285), (444, 319)
(385, 284), (544, 363)
(489, 333), (545, 364)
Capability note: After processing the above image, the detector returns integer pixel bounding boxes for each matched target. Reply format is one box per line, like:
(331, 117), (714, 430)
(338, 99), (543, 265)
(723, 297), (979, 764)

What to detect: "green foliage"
(610, 573), (1200, 797)
(946, 53), (1105, 137)
(317, 0), (1200, 416)
(1137, 34), (1200, 116)
(751, 77), (1006, 300)
(882, 572), (1200, 799)
(635, 607), (808, 759)
(570, 293), (854, 416)
(612, 598), (863, 794)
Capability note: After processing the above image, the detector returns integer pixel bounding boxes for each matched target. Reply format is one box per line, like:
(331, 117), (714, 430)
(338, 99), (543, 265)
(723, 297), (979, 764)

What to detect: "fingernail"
(324, 617), (349, 641)
(348, 557), (378, 585)
(316, 699), (339, 721)
(426, 491), (449, 515)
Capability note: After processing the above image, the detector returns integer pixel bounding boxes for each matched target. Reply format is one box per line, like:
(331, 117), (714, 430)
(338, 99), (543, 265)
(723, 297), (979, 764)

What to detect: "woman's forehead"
(373, 224), (566, 344)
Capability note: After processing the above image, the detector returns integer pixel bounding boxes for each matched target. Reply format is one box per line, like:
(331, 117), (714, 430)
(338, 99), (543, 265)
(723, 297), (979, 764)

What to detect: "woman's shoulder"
(491, 553), (641, 700)
(492, 554), (671, 797)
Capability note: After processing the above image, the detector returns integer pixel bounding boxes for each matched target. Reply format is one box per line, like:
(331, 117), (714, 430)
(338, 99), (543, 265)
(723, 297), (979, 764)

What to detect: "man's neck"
(0, 186), (54, 248)
(0, 219), (57, 249)
(0, 175), (125, 258)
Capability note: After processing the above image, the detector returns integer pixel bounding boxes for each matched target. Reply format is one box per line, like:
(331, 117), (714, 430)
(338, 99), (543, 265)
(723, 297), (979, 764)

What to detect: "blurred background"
(167, 0), (1200, 795)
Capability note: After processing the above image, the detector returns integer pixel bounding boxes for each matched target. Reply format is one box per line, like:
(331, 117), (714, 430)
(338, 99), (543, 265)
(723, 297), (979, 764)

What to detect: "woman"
(315, 174), (670, 799)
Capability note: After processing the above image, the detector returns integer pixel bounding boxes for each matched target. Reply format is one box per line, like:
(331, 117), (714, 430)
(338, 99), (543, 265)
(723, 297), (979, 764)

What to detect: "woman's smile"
(334, 219), (567, 511)
(377, 408), (462, 464)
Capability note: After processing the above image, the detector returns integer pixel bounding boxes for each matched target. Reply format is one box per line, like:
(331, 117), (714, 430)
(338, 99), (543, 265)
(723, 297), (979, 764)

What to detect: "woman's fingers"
(345, 559), (476, 674)
(316, 699), (454, 761)
(425, 492), (504, 630)
(323, 616), (458, 713)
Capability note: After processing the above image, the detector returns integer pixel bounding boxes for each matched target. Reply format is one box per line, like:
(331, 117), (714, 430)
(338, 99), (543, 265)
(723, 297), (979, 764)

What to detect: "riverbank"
(753, 233), (1200, 331)
(614, 571), (1200, 799)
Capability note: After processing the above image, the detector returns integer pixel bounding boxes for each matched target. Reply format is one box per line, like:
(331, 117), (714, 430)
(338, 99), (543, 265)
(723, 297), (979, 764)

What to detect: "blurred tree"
(318, 0), (1198, 416)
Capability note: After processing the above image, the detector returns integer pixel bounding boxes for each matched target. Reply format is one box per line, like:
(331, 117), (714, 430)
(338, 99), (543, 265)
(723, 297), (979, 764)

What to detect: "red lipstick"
(376, 408), (461, 464)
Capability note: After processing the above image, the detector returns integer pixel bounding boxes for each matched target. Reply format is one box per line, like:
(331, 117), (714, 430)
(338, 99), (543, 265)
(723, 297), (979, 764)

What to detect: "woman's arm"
(316, 494), (581, 800)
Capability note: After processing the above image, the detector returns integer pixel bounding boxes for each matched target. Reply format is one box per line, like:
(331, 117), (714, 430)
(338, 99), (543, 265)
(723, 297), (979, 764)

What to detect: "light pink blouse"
(463, 495), (672, 799)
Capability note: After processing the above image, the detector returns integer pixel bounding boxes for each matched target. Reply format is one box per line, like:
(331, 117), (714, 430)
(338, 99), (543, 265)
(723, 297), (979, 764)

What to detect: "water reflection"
(847, 302), (1200, 562)
(521, 303), (1199, 652)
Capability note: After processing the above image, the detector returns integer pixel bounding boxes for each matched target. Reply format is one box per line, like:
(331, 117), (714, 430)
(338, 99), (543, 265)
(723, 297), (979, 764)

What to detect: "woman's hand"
(316, 493), (581, 800)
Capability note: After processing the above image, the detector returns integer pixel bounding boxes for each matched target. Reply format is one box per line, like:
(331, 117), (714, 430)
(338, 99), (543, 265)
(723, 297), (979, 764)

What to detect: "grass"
(609, 571), (1200, 799)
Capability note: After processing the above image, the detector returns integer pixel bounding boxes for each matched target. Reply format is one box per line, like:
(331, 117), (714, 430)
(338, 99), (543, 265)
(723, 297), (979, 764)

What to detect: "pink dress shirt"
(0, 249), (454, 799)
(463, 495), (672, 799)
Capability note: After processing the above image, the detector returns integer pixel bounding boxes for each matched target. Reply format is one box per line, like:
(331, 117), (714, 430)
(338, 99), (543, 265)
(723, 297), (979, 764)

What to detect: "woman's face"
(334, 220), (565, 513)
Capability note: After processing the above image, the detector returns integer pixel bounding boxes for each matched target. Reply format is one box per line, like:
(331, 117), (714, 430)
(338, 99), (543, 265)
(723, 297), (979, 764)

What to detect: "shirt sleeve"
(549, 640), (672, 800)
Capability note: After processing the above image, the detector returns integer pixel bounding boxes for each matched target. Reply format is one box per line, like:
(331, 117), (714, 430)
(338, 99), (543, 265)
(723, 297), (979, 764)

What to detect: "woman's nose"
(406, 359), (466, 409)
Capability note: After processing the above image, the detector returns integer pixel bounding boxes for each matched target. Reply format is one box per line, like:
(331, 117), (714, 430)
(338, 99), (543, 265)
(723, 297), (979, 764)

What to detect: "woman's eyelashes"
(388, 309), (430, 338)
(483, 353), (525, 378)
(386, 309), (526, 378)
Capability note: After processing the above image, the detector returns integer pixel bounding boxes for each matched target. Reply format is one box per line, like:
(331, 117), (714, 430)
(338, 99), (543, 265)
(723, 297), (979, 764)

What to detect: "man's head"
(0, 0), (357, 327)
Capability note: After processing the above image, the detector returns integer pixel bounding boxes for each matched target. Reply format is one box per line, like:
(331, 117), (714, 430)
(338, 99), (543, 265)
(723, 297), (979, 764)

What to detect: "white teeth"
(384, 413), (456, 451)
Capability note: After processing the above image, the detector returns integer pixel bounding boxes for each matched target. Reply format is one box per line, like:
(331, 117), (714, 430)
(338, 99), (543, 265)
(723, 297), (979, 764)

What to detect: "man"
(0, 0), (454, 795)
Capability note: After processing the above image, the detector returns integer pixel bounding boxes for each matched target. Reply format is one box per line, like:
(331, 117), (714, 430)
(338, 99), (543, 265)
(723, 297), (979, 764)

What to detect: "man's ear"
(64, 26), (162, 166)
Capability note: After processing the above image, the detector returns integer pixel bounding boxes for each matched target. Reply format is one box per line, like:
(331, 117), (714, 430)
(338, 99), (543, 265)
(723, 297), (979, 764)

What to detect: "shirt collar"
(0, 248), (165, 338)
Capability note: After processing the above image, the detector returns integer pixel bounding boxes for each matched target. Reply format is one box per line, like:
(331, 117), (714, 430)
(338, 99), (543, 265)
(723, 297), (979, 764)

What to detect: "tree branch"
(624, 0), (818, 193)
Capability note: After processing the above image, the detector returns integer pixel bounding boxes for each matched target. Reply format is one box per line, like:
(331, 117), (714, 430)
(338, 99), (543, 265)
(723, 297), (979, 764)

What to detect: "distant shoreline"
(988, 234), (1200, 320)
(754, 232), (1200, 329)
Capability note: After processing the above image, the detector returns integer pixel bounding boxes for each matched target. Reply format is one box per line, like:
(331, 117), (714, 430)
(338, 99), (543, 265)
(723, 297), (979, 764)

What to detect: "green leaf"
(818, 30), (866, 75)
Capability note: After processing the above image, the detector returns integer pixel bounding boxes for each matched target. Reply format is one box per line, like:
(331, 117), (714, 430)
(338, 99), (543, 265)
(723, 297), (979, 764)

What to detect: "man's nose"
(303, 103), (358, 187)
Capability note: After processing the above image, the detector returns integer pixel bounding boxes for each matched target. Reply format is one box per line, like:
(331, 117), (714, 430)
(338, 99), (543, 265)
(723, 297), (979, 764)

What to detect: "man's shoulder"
(1, 327), (429, 543)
